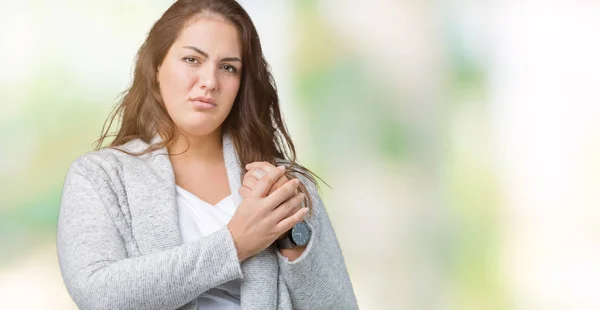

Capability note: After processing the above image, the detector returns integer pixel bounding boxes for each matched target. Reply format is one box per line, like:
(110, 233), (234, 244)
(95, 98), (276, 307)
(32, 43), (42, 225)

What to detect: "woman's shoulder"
(67, 138), (153, 179)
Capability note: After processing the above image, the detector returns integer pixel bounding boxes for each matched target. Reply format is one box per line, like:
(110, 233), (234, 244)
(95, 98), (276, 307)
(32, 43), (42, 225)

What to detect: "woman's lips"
(189, 96), (216, 110)
(190, 100), (217, 110)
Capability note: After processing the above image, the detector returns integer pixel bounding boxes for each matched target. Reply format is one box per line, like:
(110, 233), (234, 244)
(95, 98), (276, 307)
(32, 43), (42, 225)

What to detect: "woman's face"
(157, 15), (242, 137)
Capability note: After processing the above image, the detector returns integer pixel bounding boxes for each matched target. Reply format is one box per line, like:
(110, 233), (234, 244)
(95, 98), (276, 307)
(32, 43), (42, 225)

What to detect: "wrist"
(276, 221), (311, 249)
(227, 224), (247, 262)
(276, 228), (292, 240)
(278, 245), (307, 262)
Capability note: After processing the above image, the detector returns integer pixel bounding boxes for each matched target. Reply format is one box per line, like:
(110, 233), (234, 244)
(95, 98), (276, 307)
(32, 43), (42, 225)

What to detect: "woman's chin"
(179, 123), (222, 137)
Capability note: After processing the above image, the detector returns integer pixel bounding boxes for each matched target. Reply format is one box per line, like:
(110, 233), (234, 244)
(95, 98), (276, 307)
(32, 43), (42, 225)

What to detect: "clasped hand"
(226, 162), (306, 261)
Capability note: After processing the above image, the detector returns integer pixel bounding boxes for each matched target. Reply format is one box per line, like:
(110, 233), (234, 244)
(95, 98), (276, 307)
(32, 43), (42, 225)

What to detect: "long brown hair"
(94, 0), (325, 214)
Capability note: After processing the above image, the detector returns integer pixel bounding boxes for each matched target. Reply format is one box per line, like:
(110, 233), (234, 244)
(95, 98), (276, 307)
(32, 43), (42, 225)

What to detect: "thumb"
(238, 186), (251, 199)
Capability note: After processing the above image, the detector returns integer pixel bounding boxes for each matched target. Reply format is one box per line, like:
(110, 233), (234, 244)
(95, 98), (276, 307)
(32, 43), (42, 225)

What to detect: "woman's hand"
(227, 164), (307, 262)
(239, 162), (303, 240)
(238, 162), (295, 198)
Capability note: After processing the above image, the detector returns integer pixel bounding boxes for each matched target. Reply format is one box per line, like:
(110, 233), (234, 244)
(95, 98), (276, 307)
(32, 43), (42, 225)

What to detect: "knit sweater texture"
(56, 132), (357, 310)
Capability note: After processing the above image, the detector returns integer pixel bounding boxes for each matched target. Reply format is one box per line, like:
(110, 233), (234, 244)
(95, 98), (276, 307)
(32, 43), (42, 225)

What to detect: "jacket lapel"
(122, 136), (182, 255)
(123, 132), (280, 309)
(222, 133), (280, 309)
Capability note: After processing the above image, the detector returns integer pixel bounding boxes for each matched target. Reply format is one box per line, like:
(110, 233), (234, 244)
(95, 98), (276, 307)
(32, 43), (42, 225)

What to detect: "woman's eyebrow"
(183, 45), (242, 63)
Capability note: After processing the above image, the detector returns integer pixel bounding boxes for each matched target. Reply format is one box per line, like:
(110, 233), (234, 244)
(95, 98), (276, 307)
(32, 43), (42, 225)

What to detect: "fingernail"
(253, 169), (266, 180)
(278, 165), (285, 171)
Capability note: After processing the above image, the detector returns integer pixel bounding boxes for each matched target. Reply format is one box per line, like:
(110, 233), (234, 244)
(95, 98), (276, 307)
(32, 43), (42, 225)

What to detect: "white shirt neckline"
(175, 185), (232, 208)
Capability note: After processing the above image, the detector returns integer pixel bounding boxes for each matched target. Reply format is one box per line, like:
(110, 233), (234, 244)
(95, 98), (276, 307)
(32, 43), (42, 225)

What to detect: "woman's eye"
(183, 57), (199, 64)
(222, 64), (238, 73)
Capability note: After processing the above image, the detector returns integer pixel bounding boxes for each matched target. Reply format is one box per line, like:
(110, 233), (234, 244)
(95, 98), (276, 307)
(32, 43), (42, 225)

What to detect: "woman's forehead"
(175, 16), (242, 56)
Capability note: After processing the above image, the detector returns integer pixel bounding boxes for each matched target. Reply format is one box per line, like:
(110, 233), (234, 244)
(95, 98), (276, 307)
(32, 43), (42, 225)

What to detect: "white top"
(176, 185), (242, 310)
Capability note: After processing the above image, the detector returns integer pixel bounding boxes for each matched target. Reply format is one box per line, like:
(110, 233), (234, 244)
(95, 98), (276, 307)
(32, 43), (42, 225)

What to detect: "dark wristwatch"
(276, 221), (312, 249)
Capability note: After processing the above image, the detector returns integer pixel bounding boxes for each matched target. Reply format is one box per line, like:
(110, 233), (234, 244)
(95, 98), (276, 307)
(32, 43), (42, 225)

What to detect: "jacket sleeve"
(276, 176), (358, 309)
(56, 159), (243, 310)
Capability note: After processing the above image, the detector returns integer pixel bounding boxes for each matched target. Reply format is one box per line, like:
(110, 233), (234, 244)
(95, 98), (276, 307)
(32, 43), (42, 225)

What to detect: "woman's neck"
(167, 129), (224, 165)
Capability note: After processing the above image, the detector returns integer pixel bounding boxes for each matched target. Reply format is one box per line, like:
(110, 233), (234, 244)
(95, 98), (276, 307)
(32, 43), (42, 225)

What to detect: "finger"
(246, 162), (279, 182)
(251, 165), (287, 198)
(250, 168), (266, 180)
(238, 186), (251, 199)
(267, 174), (289, 196)
(242, 173), (259, 189)
(245, 162), (285, 195)
(264, 178), (300, 209)
(276, 206), (309, 235)
(271, 192), (305, 222)
(246, 161), (279, 172)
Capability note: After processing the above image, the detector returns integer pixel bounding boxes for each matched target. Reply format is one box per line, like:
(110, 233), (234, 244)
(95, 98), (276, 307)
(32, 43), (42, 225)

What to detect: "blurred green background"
(2, 0), (600, 309)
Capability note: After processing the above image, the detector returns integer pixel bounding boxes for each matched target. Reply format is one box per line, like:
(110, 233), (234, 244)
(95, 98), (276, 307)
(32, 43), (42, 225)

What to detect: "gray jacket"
(56, 133), (357, 310)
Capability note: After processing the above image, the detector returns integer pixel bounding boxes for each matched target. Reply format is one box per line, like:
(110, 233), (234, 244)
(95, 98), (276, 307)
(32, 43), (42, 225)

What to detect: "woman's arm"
(276, 177), (358, 310)
(279, 244), (307, 261)
(57, 160), (243, 310)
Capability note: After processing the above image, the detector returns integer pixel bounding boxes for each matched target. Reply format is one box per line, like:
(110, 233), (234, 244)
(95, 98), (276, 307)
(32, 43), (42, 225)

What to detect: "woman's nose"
(198, 64), (218, 91)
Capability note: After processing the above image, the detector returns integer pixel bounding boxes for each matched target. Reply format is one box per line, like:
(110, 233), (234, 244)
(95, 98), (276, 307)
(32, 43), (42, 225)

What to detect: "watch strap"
(276, 234), (296, 249)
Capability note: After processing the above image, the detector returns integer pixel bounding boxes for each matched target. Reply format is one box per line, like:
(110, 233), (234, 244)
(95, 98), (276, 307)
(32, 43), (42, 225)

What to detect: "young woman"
(56, 0), (356, 309)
